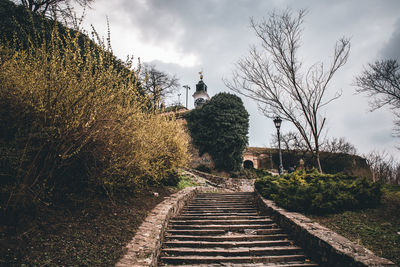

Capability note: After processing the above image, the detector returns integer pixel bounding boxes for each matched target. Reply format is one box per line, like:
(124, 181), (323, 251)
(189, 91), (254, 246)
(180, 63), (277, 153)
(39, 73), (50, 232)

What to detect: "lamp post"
(183, 85), (190, 109)
(178, 93), (182, 106)
(273, 117), (283, 175)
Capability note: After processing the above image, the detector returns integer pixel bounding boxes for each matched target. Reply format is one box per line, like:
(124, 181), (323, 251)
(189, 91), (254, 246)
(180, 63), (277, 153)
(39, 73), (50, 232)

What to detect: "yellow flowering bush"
(0, 23), (189, 213)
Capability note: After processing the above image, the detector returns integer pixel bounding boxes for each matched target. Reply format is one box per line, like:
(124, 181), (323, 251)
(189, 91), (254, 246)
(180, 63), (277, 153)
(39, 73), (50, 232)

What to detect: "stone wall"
(255, 192), (396, 267)
(116, 187), (202, 267)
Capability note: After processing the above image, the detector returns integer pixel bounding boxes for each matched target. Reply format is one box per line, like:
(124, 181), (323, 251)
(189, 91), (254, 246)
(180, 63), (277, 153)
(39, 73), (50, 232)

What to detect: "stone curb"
(115, 186), (202, 267)
(255, 191), (396, 267)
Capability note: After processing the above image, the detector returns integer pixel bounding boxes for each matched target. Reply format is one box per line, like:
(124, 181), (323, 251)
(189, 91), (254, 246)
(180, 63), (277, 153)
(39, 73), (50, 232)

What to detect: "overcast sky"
(77, 0), (400, 158)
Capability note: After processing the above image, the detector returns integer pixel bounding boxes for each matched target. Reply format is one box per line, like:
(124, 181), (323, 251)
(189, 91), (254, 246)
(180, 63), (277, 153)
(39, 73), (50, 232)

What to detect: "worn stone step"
(190, 199), (254, 205)
(165, 234), (289, 242)
(160, 255), (307, 264)
(170, 224), (278, 231)
(197, 192), (254, 196)
(184, 205), (257, 210)
(187, 206), (255, 209)
(194, 197), (253, 199)
(191, 199), (254, 201)
(182, 208), (258, 212)
(188, 203), (255, 207)
(166, 229), (227, 235)
(192, 198), (254, 201)
(185, 207), (256, 211)
(176, 215), (267, 220)
(164, 240), (293, 248)
(181, 212), (259, 218)
(192, 199), (254, 202)
(166, 228), (284, 236)
(169, 218), (274, 225)
(162, 246), (303, 257)
(160, 262), (318, 267)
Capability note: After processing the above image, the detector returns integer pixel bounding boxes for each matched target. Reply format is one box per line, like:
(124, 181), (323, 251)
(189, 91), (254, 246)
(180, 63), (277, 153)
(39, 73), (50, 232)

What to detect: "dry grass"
(310, 185), (400, 265)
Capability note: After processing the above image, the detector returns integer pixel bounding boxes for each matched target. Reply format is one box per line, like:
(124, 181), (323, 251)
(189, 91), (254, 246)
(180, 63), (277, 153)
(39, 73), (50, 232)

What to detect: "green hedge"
(255, 170), (382, 214)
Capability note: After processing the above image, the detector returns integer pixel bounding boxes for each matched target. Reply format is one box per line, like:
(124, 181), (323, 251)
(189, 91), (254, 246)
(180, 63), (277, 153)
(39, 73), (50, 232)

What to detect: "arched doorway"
(243, 160), (254, 169)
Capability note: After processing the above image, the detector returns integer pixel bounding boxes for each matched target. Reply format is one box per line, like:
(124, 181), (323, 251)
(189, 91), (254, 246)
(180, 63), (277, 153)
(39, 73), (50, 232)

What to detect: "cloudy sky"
(77, 0), (400, 158)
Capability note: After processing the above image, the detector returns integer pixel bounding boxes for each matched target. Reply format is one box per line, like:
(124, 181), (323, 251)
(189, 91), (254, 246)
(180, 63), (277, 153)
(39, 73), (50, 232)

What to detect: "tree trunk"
(316, 151), (323, 173)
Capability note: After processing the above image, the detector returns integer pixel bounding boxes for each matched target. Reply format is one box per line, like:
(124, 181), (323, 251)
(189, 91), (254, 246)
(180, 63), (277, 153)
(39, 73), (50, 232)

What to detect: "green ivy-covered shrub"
(185, 93), (249, 172)
(255, 169), (382, 214)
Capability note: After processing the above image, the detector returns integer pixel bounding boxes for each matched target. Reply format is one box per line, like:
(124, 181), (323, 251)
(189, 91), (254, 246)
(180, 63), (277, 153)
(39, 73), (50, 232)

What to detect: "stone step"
(160, 262), (318, 267)
(182, 208), (258, 212)
(170, 224), (278, 231)
(160, 255), (308, 264)
(164, 240), (293, 248)
(165, 234), (290, 242)
(191, 201), (254, 204)
(166, 228), (284, 236)
(196, 193), (254, 196)
(185, 206), (257, 212)
(192, 199), (254, 202)
(192, 197), (254, 203)
(176, 215), (267, 220)
(192, 199), (254, 201)
(187, 203), (254, 208)
(169, 218), (274, 225)
(162, 246), (303, 257)
(166, 229), (227, 235)
(181, 212), (259, 218)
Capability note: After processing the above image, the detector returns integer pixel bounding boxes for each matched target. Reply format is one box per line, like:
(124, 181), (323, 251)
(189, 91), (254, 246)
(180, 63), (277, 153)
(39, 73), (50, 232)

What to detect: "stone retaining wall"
(116, 186), (203, 267)
(255, 192), (396, 267)
(184, 168), (255, 192)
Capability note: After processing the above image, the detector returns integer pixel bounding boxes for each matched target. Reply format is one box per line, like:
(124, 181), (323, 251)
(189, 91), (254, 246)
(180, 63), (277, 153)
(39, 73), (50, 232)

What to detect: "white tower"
(193, 71), (210, 108)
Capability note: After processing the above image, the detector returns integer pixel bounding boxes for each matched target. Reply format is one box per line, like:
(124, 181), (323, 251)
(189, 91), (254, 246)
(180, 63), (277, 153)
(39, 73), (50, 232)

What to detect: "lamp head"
(273, 117), (282, 129)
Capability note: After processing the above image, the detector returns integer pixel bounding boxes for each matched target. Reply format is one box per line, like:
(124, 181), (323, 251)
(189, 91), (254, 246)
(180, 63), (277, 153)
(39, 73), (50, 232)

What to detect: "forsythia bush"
(0, 24), (189, 214)
(255, 169), (382, 214)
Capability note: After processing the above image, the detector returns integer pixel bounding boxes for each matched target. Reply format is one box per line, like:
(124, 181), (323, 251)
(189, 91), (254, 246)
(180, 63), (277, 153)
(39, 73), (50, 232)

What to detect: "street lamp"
(273, 117), (283, 175)
(183, 85), (190, 109)
(178, 93), (182, 106)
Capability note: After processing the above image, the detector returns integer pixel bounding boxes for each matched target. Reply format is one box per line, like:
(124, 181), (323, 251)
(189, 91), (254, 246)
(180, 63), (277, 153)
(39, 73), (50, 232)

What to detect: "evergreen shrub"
(185, 93), (249, 172)
(255, 169), (382, 214)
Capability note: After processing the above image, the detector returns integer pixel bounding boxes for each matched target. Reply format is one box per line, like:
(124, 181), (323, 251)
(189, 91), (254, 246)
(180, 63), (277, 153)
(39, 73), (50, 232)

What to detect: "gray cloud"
(82, 0), (400, 157)
(381, 18), (400, 61)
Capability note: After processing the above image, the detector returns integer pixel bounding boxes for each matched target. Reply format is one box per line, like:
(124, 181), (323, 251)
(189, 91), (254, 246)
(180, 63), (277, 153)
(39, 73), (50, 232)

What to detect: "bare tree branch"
(15, 0), (94, 22)
(224, 9), (350, 172)
(140, 64), (180, 111)
(355, 59), (400, 139)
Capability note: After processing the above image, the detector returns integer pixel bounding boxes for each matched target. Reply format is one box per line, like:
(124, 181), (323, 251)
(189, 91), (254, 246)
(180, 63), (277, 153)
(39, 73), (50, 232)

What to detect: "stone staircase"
(159, 192), (318, 266)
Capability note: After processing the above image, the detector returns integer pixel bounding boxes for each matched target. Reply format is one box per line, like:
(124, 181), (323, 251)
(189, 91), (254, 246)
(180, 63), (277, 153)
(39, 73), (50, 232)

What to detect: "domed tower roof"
(196, 72), (207, 92)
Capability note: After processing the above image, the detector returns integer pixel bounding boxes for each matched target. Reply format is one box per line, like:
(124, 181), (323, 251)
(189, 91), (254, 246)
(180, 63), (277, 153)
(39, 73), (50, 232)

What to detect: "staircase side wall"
(116, 187), (201, 267)
(255, 192), (396, 267)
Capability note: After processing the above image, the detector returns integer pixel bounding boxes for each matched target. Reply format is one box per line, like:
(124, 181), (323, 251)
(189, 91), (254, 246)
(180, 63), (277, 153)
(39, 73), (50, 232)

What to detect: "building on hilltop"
(192, 71), (210, 108)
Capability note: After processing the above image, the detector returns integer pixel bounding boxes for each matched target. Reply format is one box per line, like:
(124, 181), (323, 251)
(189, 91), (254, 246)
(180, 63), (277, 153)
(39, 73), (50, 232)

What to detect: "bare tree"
(355, 59), (400, 137)
(140, 64), (180, 111)
(270, 131), (308, 153)
(224, 9), (350, 173)
(364, 150), (400, 184)
(322, 137), (357, 155)
(16, 0), (93, 19)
